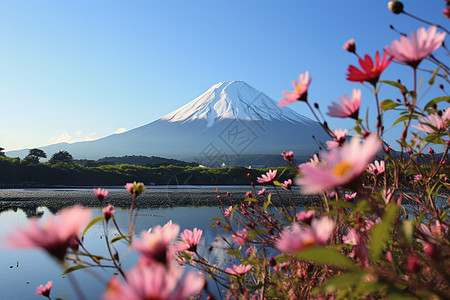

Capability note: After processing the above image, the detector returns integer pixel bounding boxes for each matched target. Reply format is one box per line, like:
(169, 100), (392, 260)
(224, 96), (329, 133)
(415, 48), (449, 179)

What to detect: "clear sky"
(0, 1), (447, 152)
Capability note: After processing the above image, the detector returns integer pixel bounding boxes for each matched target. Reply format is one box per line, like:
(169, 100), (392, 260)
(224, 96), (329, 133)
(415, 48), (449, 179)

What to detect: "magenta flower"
(343, 38), (356, 53)
(5, 206), (91, 260)
(344, 192), (357, 201)
(36, 281), (52, 297)
(257, 169), (277, 184)
(245, 191), (252, 198)
(172, 228), (203, 253)
(103, 204), (115, 222)
(277, 217), (334, 253)
(278, 71), (313, 106)
(94, 188), (108, 202)
(103, 263), (204, 300)
(281, 179), (292, 190)
(367, 160), (385, 175)
(413, 174), (423, 183)
(385, 26), (446, 68)
(257, 188), (266, 195)
(343, 228), (359, 246)
(296, 135), (381, 194)
(281, 150), (294, 162)
(412, 110), (450, 133)
(346, 51), (392, 85)
(326, 128), (348, 149)
(232, 228), (248, 245)
(226, 264), (252, 275)
(132, 221), (180, 265)
(327, 89), (361, 119)
(224, 206), (233, 217)
(296, 210), (315, 224)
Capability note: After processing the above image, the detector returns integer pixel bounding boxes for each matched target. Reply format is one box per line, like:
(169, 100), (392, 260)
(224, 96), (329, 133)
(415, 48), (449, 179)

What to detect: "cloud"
(113, 127), (127, 134)
(49, 131), (97, 144)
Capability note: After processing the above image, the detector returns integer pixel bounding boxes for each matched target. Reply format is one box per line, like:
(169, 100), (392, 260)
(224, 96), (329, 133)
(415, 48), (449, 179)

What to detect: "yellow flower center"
(332, 161), (353, 178)
(302, 237), (316, 248)
(294, 85), (302, 93)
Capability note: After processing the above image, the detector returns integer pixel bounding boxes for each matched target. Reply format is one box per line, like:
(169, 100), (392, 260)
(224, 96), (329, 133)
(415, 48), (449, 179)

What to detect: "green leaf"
(61, 265), (88, 275)
(379, 80), (408, 93)
(295, 247), (356, 269)
(230, 204), (238, 221)
(369, 203), (399, 262)
(110, 235), (129, 244)
(402, 219), (415, 244)
(380, 99), (401, 111)
(392, 114), (418, 126)
(317, 271), (366, 294)
(428, 67), (439, 85)
(82, 216), (105, 240)
(273, 180), (283, 187)
(424, 96), (450, 111)
(263, 194), (272, 212)
(211, 217), (226, 222)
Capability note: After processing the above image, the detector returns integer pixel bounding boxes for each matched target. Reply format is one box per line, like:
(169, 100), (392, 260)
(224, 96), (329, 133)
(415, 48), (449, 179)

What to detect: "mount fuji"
(8, 81), (329, 165)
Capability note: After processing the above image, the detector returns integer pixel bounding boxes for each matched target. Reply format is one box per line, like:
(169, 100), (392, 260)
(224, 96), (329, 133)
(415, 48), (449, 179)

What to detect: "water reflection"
(0, 206), (226, 299)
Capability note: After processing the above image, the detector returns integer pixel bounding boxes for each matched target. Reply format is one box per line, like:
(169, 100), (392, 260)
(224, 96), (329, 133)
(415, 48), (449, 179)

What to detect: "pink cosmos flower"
(344, 192), (357, 201)
(282, 179), (292, 190)
(296, 210), (315, 224)
(385, 26), (446, 68)
(226, 264), (252, 275)
(326, 128), (348, 149)
(36, 281), (52, 297)
(5, 206), (91, 260)
(132, 221), (180, 265)
(346, 51), (392, 85)
(413, 174), (423, 182)
(278, 71), (313, 107)
(224, 206), (233, 217)
(232, 228), (248, 245)
(125, 182), (146, 197)
(412, 109), (450, 133)
(296, 135), (381, 194)
(281, 150), (294, 162)
(257, 188), (266, 195)
(277, 217), (334, 253)
(343, 38), (356, 53)
(172, 228), (203, 253)
(367, 160), (385, 175)
(327, 89), (361, 119)
(94, 188), (108, 202)
(103, 204), (115, 222)
(343, 228), (359, 246)
(103, 263), (204, 300)
(298, 154), (321, 174)
(257, 169), (277, 184)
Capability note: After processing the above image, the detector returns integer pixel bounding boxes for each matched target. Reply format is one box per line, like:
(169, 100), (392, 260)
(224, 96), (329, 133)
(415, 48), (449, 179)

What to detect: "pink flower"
(296, 135), (381, 194)
(232, 228), (248, 245)
(36, 281), (52, 297)
(278, 71), (312, 106)
(327, 89), (361, 119)
(103, 263), (204, 300)
(103, 204), (115, 222)
(385, 26), (446, 68)
(257, 188), (266, 195)
(224, 206), (233, 217)
(343, 228), (359, 246)
(257, 169), (277, 184)
(282, 179), (292, 190)
(94, 188), (108, 202)
(413, 174), (423, 182)
(245, 191), (252, 198)
(367, 160), (385, 175)
(281, 150), (294, 162)
(5, 206), (91, 260)
(226, 264), (252, 275)
(125, 182), (146, 197)
(298, 154), (320, 173)
(132, 221), (180, 265)
(343, 38), (356, 53)
(277, 217), (334, 253)
(326, 128), (348, 149)
(346, 51), (392, 85)
(296, 210), (315, 224)
(412, 109), (450, 133)
(344, 192), (357, 201)
(172, 228), (203, 253)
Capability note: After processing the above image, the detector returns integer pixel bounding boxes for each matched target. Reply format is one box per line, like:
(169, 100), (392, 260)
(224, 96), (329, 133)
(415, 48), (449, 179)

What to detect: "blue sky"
(0, 1), (447, 152)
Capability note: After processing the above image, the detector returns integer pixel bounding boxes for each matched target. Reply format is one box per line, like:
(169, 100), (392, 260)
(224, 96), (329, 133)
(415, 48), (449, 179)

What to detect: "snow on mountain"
(7, 81), (329, 165)
(160, 81), (313, 127)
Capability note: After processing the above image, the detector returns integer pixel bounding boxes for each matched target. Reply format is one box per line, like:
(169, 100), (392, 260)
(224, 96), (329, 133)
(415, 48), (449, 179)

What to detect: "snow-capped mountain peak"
(160, 81), (313, 127)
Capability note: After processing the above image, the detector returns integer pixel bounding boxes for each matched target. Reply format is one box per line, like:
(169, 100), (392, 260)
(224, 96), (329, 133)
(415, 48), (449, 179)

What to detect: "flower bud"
(343, 38), (356, 53)
(388, 1), (404, 14)
(444, 8), (450, 19)
(125, 182), (146, 197)
(429, 147), (434, 154)
(269, 256), (277, 267)
(407, 254), (420, 273)
(103, 204), (115, 222)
